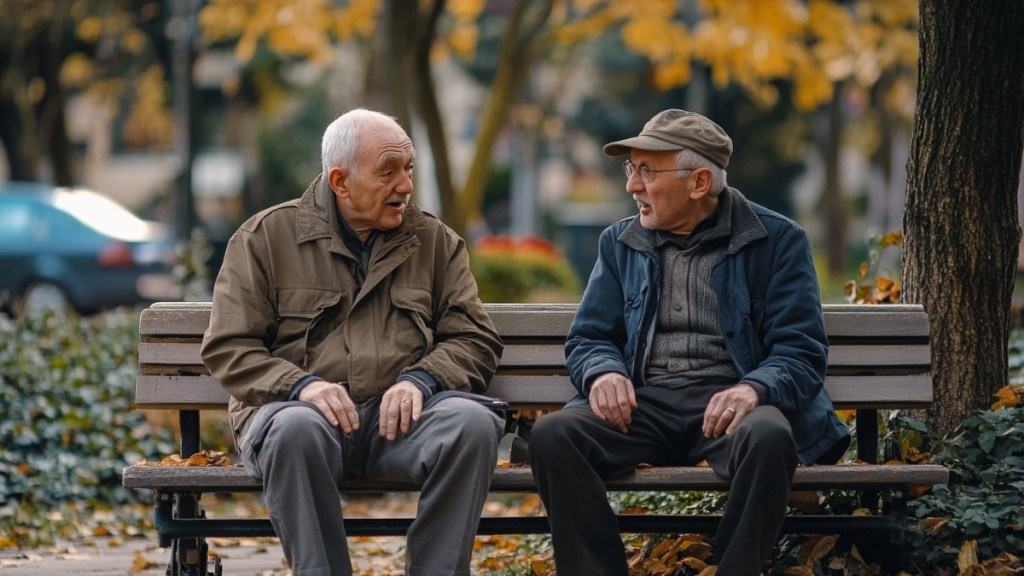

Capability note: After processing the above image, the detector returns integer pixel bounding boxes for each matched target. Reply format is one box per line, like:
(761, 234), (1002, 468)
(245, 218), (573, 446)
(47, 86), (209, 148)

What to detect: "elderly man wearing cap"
(529, 109), (850, 575)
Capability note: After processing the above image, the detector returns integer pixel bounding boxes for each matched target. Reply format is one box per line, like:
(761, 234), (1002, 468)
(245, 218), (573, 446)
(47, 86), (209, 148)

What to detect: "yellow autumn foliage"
(201, 0), (379, 63)
(119, 27), (148, 55)
(621, 16), (689, 63)
(76, 16), (104, 43)
(332, 0), (381, 40)
(449, 0), (486, 21)
(552, 9), (617, 45)
(991, 385), (1022, 410)
(121, 65), (173, 149)
(449, 22), (480, 60)
(59, 52), (94, 88)
(570, 0), (605, 12)
(846, 230), (903, 304)
(195, 0), (917, 112)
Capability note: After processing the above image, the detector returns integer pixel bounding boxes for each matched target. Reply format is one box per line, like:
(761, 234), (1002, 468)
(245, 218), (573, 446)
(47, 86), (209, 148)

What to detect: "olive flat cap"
(603, 109), (733, 169)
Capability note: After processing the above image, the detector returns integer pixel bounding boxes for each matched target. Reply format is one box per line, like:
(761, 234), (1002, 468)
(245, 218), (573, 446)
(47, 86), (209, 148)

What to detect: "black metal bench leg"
(888, 489), (908, 544)
(156, 496), (181, 576)
(156, 491), (219, 575)
(175, 494), (207, 576)
(856, 409), (881, 511)
(173, 537), (207, 576)
(164, 409), (218, 575)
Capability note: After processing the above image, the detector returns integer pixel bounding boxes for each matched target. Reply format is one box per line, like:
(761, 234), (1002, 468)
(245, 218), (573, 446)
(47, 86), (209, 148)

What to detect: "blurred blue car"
(0, 181), (179, 316)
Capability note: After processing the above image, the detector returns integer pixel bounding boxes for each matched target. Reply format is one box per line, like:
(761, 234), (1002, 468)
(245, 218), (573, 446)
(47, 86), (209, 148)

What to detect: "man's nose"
(397, 171), (414, 194)
(625, 170), (644, 194)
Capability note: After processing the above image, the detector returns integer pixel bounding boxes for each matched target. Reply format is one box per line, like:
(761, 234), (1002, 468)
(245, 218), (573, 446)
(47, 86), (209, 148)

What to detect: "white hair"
(321, 108), (402, 177)
(676, 149), (728, 196)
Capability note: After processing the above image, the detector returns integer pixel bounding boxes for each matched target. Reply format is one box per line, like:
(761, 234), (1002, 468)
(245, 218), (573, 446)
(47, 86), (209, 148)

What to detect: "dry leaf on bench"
(136, 449), (232, 467)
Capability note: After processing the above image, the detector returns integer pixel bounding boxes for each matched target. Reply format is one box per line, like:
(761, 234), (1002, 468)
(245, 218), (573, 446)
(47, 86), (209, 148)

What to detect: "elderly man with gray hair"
(202, 108), (505, 575)
(529, 109), (850, 575)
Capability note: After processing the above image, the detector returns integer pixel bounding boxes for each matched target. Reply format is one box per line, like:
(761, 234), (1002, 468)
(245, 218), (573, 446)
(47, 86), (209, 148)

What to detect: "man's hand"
(298, 380), (360, 434)
(588, 373), (638, 433)
(703, 383), (759, 438)
(379, 380), (424, 440)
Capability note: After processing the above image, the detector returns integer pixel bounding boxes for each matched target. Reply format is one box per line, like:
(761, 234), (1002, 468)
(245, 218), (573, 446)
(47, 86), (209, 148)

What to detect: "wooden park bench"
(122, 302), (948, 575)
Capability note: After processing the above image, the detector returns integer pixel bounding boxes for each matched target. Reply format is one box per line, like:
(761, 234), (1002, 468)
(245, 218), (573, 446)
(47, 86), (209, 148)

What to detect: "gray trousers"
(530, 385), (797, 576)
(240, 396), (503, 576)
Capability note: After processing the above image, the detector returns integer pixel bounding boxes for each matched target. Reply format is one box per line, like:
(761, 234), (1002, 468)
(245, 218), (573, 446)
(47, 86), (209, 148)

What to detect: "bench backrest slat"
(136, 303), (931, 410)
(140, 303), (930, 339)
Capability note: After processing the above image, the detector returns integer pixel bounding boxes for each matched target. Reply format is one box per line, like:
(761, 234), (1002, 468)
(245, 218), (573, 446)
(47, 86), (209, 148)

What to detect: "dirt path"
(0, 493), (544, 575)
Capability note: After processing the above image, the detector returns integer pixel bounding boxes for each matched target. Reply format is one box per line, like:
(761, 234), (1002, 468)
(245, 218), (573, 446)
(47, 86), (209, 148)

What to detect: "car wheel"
(18, 281), (71, 317)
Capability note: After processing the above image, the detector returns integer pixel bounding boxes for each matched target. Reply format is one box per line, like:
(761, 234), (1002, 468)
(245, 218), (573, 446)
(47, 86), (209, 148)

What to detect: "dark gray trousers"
(241, 396), (503, 576)
(529, 385), (797, 576)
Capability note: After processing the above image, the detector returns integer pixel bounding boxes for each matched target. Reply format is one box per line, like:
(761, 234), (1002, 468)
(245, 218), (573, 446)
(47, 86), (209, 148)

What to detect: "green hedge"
(0, 309), (175, 512)
(471, 236), (581, 303)
(903, 392), (1024, 572)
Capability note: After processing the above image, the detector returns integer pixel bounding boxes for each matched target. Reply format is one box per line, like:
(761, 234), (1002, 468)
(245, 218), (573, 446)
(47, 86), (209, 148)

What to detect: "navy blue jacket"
(565, 189), (850, 465)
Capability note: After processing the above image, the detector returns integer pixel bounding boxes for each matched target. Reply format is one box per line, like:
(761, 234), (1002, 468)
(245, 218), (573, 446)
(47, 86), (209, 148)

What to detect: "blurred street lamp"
(167, 0), (202, 242)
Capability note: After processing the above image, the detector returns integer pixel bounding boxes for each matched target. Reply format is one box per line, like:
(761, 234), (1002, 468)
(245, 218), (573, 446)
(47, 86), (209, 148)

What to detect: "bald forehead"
(361, 120), (414, 161)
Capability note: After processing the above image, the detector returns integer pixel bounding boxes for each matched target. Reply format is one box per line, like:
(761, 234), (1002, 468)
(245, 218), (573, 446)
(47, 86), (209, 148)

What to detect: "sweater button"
(673, 303), (682, 311)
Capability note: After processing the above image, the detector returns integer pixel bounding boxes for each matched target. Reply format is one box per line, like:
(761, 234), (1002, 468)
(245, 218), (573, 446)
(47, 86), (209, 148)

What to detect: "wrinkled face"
(625, 149), (704, 235)
(333, 121), (415, 240)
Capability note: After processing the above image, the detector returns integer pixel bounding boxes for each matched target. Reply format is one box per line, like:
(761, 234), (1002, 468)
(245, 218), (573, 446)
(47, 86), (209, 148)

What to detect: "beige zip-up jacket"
(201, 176), (503, 444)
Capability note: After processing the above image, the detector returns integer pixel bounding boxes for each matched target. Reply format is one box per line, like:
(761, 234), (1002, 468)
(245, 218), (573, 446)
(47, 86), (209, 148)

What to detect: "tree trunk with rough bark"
(903, 0), (1024, 437)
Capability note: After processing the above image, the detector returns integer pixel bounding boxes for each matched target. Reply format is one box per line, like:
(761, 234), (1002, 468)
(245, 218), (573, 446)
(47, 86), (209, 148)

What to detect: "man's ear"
(328, 166), (349, 199)
(687, 167), (712, 199)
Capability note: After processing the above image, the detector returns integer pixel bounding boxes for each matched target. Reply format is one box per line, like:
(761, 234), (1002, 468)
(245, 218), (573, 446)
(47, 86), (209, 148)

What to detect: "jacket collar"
(619, 187), (766, 254)
(722, 188), (767, 254)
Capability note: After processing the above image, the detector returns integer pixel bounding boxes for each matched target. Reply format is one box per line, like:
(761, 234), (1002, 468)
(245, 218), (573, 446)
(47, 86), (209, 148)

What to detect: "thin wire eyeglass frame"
(622, 160), (695, 183)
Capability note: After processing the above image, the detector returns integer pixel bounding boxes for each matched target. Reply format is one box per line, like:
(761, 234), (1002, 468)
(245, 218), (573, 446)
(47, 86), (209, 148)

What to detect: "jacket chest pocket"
(388, 286), (435, 359)
(275, 288), (343, 365)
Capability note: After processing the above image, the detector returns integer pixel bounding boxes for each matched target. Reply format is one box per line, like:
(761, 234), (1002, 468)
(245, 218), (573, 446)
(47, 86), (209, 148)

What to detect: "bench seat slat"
(122, 463), (949, 493)
(134, 374), (935, 410)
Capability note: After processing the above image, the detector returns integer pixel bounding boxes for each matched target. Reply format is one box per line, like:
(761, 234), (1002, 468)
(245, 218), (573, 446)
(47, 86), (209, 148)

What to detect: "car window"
(52, 188), (156, 241)
(0, 199), (34, 239)
(40, 203), (95, 239)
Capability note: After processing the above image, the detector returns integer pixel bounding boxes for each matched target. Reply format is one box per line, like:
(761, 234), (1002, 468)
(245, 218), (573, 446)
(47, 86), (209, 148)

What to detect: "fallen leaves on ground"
(800, 534), (839, 565)
(8, 481), (1021, 575)
(636, 534), (715, 576)
(129, 550), (162, 572)
(919, 517), (949, 537)
(950, 541), (1024, 576)
(8, 496), (1024, 575)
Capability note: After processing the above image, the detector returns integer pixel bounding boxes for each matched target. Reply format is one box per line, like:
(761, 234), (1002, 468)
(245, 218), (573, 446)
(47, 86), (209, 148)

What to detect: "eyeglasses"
(623, 160), (694, 183)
